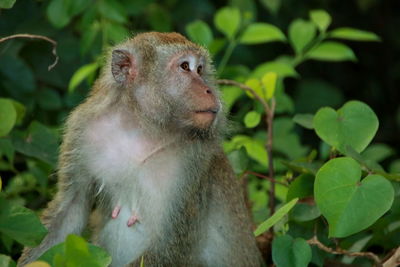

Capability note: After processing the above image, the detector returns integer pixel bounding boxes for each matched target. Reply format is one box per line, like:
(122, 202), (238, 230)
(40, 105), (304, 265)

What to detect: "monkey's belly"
(98, 207), (150, 267)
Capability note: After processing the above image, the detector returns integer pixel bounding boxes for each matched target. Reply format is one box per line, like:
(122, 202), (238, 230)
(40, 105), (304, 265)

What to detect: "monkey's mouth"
(194, 108), (218, 115)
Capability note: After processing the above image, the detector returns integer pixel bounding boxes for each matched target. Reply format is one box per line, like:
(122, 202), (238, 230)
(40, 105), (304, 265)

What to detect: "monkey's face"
(110, 34), (223, 139)
(163, 51), (221, 131)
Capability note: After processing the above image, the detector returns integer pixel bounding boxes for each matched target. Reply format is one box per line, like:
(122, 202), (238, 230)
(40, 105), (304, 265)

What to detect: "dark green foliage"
(0, 1), (399, 266)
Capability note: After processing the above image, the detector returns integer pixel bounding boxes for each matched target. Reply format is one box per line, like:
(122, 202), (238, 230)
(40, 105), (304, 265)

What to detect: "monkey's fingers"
(127, 214), (138, 227)
(111, 205), (121, 219)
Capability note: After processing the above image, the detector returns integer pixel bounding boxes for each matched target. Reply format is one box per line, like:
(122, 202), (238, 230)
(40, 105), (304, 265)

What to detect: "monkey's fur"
(19, 32), (262, 267)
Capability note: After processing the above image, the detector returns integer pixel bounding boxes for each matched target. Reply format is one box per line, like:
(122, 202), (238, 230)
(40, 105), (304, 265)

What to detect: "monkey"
(18, 32), (262, 267)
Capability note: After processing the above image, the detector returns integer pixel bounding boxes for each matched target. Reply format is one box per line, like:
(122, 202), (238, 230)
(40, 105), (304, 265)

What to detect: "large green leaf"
(272, 235), (312, 267)
(0, 0), (16, 9)
(244, 111), (261, 128)
(309, 10), (331, 32)
(330, 27), (381, 42)
(0, 196), (47, 246)
(0, 254), (16, 267)
(39, 235), (111, 267)
(0, 99), (17, 137)
(251, 61), (298, 79)
(12, 121), (59, 166)
(315, 157), (394, 237)
(68, 62), (99, 93)
(313, 101), (378, 154)
(307, 41), (356, 62)
(214, 7), (241, 40)
(289, 19), (316, 53)
(47, 0), (71, 28)
(254, 198), (298, 236)
(240, 23), (285, 44)
(186, 20), (213, 47)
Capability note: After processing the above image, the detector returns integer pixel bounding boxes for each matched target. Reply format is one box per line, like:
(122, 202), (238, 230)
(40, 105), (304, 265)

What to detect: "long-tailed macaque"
(18, 32), (262, 267)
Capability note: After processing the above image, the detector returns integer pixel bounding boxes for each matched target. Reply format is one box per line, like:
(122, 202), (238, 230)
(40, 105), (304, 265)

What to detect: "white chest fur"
(82, 112), (183, 266)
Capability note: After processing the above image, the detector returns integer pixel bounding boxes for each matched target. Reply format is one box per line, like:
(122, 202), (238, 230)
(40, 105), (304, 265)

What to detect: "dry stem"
(0, 33), (58, 70)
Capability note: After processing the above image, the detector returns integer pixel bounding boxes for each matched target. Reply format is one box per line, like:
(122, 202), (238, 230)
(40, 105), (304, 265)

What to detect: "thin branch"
(383, 247), (400, 267)
(217, 79), (271, 114)
(307, 236), (382, 267)
(266, 98), (276, 215)
(0, 33), (58, 70)
(243, 170), (288, 186)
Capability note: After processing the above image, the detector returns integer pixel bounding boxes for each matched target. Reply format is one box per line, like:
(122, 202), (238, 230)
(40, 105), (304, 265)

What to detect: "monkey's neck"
(139, 139), (177, 165)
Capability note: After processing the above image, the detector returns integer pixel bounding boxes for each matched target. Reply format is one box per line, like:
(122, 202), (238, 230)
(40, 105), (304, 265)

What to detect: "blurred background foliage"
(0, 0), (400, 266)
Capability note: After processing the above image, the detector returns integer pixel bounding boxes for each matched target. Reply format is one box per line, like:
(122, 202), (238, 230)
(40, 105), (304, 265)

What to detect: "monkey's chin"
(192, 111), (216, 129)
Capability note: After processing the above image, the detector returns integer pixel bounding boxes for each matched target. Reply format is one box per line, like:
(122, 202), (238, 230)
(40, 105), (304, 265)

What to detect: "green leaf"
(39, 235), (111, 267)
(0, 196), (47, 246)
(272, 235), (312, 267)
(68, 62), (99, 93)
(330, 27), (381, 42)
(12, 121), (59, 166)
(287, 174), (314, 201)
(293, 114), (314, 129)
(146, 4), (172, 32)
(0, 254), (16, 267)
(47, 0), (71, 28)
(361, 143), (394, 163)
(229, 135), (268, 166)
(0, 0), (16, 9)
(309, 10), (331, 32)
(254, 198), (298, 236)
(315, 157), (394, 237)
(97, 0), (127, 24)
(186, 20), (213, 47)
(261, 72), (277, 100)
(221, 85), (244, 111)
(245, 78), (264, 99)
(307, 41), (356, 62)
(0, 98), (17, 137)
(103, 21), (130, 43)
(290, 203), (321, 222)
(10, 100), (26, 125)
(289, 19), (317, 54)
(244, 111), (261, 128)
(37, 88), (62, 111)
(251, 61), (298, 79)
(313, 100), (379, 154)
(214, 7), (241, 40)
(227, 148), (249, 174)
(259, 0), (281, 15)
(240, 23), (285, 44)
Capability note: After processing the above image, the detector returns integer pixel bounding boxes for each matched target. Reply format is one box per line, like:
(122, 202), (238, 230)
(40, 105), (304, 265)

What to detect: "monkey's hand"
(111, 205), (139, 227)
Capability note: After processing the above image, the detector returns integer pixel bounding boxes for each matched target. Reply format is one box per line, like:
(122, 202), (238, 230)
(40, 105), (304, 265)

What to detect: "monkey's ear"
(111, 49), (136, 83)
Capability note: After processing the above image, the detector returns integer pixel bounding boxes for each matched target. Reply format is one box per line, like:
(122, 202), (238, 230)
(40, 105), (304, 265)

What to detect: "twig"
(217, 79), (271, 114)
(383, 247), (400, 267)
(307, 235), (382, 267)
(217, 79), (277, 218)
(0, 33), (58, 70)
(243, 171), (287, 186)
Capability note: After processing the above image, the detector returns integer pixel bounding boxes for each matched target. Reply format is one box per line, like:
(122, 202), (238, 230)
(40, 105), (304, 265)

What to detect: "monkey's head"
(107, 32), (224, 140)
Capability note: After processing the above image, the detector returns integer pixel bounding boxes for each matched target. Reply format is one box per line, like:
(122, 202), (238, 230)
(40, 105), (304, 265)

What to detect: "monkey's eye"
(197, 65), (203, 75)
(180, 62), (190, 71)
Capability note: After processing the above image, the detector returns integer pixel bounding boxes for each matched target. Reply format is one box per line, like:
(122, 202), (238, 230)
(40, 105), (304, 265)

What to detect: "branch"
(383, 247), (400, 267)
(242, 171), (288, 186)
(217, 79), (270, 113)
(0, 33), (58, 70)
(307, 236), (382, 267)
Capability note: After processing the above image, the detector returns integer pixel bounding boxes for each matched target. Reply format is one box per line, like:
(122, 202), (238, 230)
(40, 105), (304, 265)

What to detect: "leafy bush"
(0, 0), (399, 266)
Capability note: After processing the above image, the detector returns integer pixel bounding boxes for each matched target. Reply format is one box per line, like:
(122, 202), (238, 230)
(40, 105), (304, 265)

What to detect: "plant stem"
(217, 40), (237, 75)
(266, 99), (276, 217)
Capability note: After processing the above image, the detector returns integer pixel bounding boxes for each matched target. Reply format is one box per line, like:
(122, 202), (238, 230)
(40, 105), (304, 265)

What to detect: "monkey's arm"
(200, 151), (262, 266)
(18, 166), (94, 265)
